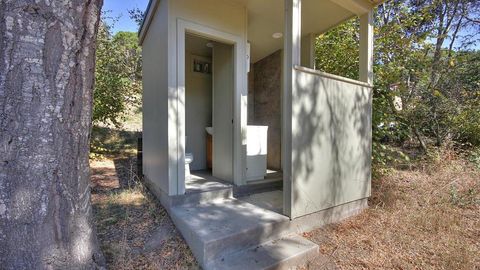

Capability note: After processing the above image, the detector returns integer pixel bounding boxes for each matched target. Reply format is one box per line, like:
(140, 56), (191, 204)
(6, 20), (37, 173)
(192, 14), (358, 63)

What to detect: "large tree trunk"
(0, 0), (104, 269)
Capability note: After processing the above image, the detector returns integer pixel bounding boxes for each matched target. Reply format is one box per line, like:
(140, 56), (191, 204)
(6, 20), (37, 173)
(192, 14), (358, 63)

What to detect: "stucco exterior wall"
(169, 0), (246, 37)
(252, 50), (282, 170)
(142, 0), (171, 196)
(291, 68), (372, 218)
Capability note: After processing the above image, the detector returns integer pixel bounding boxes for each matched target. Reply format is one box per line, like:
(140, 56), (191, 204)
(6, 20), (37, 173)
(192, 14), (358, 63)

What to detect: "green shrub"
(450, 103), (480, 146)
(468, 147), (480, 170)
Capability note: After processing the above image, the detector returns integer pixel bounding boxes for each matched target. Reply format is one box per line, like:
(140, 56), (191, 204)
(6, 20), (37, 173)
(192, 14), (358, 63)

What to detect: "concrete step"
(169, 198), (291, 268)
(207, 234), (319, 270)
(169, 186), (232, 207)
(233, 180), (282, 197)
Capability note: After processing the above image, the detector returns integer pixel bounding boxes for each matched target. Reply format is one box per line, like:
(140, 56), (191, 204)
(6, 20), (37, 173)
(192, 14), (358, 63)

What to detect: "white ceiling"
(186, 34), (213, 57)
(182, 0), (379, 63)
(244, 0), (359, 62)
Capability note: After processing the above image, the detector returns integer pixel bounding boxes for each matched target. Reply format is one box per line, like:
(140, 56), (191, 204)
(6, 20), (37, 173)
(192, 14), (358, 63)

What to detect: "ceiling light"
(206, 42), (214, 48)
(272, 32), (283, 39)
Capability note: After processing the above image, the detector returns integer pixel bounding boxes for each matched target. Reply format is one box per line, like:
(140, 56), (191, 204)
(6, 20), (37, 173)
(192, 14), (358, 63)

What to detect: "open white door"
(212, 42), (234, 183)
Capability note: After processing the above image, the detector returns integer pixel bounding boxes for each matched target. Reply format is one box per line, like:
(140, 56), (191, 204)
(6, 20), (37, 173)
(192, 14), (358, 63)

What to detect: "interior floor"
(189, 170), (282, 191)
(188, 170), (284, 214)
(186, 170), (231, 194)
(247, 169), (282, 184)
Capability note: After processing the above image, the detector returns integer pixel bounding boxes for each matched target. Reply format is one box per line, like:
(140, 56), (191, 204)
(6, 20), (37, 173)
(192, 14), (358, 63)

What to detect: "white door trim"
(176, 18), (246, 193)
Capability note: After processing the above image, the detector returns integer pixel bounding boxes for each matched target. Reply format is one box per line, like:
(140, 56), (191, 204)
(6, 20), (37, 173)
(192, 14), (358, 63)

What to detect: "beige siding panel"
(171, 0), (246, 37)
(142, 0), (171, 195)
(291, 68), (372, 218)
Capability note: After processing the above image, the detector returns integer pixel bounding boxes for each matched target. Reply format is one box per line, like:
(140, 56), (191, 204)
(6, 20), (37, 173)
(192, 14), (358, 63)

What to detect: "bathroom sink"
(205, 127), (213, 135)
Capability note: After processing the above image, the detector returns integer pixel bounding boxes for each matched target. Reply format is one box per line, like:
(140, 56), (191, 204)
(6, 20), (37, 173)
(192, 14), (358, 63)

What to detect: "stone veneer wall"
(248, 64), (255, 122)
(251, 50), (282, 170)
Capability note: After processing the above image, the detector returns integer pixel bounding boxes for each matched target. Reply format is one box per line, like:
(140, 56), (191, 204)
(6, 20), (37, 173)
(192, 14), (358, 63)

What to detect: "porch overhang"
(138, 0), (386, 53)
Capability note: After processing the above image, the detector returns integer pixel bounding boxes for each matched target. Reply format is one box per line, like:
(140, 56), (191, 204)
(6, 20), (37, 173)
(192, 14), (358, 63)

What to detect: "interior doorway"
(184, 33), (235, 189)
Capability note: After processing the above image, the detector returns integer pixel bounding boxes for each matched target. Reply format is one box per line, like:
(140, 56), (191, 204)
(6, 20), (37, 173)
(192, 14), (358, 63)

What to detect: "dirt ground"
(90, 156), (198, 269)
(90, 149), (479, 270)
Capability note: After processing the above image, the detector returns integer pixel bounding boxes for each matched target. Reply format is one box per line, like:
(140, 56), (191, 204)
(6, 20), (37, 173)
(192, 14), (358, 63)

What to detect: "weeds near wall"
(91, 157), (197, 269)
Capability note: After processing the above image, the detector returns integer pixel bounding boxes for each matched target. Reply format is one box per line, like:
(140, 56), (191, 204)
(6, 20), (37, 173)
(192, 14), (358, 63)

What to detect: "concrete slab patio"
(168, 191), (330, 270)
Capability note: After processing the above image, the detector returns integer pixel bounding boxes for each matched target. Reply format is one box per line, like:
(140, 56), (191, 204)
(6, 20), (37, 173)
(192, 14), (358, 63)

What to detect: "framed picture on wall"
(192, 55), (212, 74)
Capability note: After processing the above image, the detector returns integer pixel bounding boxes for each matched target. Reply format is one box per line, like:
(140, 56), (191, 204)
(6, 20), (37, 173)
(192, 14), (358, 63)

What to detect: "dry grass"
(91, 157), (198, 270)
(90, 126), (140, 158)
(90, 135), (479, 269)
(305, 148), (480, 269)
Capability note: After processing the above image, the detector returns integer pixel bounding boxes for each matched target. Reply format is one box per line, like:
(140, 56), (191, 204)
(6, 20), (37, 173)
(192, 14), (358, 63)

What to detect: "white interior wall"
(300, 33), (316, 69)
(212, 42), (235, 182)
(185, 35), (213, 171)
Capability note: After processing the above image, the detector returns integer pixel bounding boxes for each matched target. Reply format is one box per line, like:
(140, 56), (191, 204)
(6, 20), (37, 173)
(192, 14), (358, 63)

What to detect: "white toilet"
(185, 153), (194, 180)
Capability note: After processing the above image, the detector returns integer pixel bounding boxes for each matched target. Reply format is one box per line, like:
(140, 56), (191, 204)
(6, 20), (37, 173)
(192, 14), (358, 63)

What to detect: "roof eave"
(137, 0), (389, 45)
(138, 0), (159, 45)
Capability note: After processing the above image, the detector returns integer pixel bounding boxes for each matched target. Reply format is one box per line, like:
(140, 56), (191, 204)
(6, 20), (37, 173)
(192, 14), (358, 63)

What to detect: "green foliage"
(315, 19), (359, 79)
(450, 99), (480, 145)
(314, 0), (480, 168)
(443, 51), (480, 145)
(372, 142), (410, 170)
(468, 147), (480, 170)
(94, 21), (142, 127)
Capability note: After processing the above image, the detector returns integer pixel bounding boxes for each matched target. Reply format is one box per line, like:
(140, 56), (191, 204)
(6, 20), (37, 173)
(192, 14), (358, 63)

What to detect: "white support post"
(359, 11), (374, 85)
(283, 0), (301, 218)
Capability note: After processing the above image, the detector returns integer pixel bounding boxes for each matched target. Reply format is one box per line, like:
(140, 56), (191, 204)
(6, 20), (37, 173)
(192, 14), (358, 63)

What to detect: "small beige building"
(139, 0), (383, 268)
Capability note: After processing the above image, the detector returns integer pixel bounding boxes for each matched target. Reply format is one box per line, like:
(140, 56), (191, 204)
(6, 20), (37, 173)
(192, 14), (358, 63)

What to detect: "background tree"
(315, 19), (360, 79)
(0, 0), (104, 269)
(415, 0), (480, 146)
(315, 0), (480, 166)
(128, 7), (145, 27)
(94, 19), (142, 127)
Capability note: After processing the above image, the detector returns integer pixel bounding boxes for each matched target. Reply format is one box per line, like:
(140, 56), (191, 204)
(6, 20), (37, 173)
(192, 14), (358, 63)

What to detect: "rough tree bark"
(0, 0), (104, 269)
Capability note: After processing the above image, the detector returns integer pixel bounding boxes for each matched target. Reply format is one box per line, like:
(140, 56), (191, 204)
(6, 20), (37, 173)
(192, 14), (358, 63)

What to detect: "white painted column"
(169, 14), (182, 196)
(283, 0), (301, 218)
(359, 11), (374, 85)
(176, 21), (186, 196)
